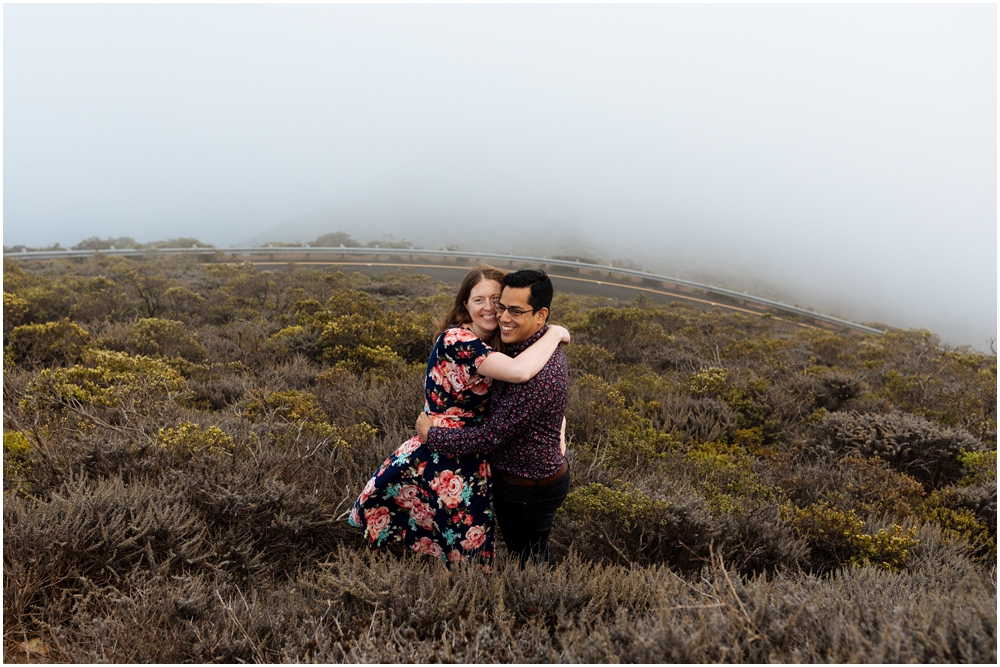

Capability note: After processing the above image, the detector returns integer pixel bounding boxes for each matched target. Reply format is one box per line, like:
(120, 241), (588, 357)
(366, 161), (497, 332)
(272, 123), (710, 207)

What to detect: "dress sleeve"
(440, 327), (493, 374)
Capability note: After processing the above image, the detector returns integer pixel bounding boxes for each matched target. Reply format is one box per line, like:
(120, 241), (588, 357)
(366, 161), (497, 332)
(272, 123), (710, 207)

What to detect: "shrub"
(238, 389), (378, 449)
(685, 367), (730, 397)
(957, 450), (997, 487)
(269, 325), (322, 358)
(918, 500), (995, 562)
(5, 319), (91, 367)
(574, 306), (674, 367)
(4, 431), (33, 477)
(157, 422), (237, 458)
(562, 482), (672, 531)
(798, 329), (853, 366)
(338, 344), (408, 376)
(920, 486), (997, 560)
(567, 375), (678, 471)
(160, 286), (206, 322)
(808, 371), (864, 411)
(68, 275), (133, 323)
(318, 296), (430, 365)
(112, 261), (171, 318)
(242, 389), (327, 425)
(184, 364), (249, 410)
(20, 349), (185, 418)
(129, 318), (208, 362)
(647, 393), (738, 445)
(16, 282), (77, 323)
(781, 500), (919, 573)
(832, 455), (926, 517)
(818, 410), (986, 488)
(3, 291), (29, 339)
(682, 442), (777, 516)
(558, 482), (714, 569)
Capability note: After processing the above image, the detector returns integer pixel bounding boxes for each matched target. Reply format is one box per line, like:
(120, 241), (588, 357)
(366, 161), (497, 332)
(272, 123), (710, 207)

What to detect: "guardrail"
(3, 246), (886, 335)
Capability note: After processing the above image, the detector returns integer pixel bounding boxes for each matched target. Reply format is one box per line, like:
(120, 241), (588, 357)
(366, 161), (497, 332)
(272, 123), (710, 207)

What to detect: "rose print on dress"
(365, 506), (391, 543)
(408, 498), (436, 531)
(460, 524), (487, 551)
(429, 469), (465, 509)
(412, 536), (445, 560)
(394, 484), (421, 509)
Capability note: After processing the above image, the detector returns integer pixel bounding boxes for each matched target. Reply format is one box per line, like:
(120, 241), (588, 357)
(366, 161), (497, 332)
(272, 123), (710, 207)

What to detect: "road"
(249, 260), (821, 330)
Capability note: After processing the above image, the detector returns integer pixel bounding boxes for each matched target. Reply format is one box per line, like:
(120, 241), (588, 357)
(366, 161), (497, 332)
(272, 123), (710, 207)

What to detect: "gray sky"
(3, 3), (996, 350)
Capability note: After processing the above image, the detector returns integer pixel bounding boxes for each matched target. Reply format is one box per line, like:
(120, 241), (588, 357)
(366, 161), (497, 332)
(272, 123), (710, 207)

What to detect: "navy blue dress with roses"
(348, 327), (495, 565)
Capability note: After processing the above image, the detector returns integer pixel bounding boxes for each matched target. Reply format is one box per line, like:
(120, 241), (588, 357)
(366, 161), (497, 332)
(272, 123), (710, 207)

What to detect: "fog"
(4, 3), (996, 350)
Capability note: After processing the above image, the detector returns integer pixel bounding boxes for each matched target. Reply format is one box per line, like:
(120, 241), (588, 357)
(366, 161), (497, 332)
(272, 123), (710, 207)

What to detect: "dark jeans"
(493, 467), (571, 566)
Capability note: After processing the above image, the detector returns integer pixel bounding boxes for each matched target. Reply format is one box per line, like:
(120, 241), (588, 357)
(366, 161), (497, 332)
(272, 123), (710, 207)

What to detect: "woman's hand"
(560, 417), (567, 456)
(549, 324), (571, 345)
(415, 412), (431, 442)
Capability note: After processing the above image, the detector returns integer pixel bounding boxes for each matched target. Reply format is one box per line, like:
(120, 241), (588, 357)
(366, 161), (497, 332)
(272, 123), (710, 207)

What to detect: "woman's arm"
(476, 325), (570, 384)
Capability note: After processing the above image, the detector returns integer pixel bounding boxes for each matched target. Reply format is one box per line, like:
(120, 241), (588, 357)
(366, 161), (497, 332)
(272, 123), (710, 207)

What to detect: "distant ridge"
(237, 182), (604, 260)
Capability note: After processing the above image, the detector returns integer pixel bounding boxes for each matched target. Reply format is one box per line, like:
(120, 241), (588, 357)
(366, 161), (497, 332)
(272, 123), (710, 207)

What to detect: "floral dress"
(348, 327), (495, 565)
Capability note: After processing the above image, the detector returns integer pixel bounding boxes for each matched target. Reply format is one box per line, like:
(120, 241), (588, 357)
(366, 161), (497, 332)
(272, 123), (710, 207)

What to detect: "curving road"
(250, 260), (822, 330)
(4, 246), (882, 334)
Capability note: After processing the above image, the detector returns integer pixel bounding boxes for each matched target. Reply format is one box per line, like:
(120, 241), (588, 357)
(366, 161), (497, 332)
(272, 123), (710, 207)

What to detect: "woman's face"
(466, 279), (502, 338)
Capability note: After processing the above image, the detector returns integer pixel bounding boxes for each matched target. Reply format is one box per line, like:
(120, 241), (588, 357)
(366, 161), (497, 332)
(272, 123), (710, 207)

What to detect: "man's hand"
(416, 412), (432, 442)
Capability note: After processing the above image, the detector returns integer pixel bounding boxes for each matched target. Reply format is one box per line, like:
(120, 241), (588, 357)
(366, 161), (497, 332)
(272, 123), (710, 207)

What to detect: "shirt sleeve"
(440, 327), (493, 375)
(425, 367), (551, 456)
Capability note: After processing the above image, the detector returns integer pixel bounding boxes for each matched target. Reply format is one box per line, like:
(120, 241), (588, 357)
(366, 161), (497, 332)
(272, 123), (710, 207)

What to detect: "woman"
(348, 266), (569, 566)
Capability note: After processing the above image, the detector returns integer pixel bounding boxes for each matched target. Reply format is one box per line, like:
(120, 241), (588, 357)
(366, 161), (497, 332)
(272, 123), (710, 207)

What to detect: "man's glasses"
(495, 303), (535, 317)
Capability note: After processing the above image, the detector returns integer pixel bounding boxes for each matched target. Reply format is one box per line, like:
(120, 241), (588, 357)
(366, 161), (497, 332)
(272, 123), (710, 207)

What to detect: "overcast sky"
(3, 3), (996, 350)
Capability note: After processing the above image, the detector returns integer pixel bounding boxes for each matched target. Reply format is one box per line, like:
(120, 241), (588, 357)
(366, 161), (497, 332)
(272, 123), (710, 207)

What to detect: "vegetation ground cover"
(3, 255), (996, 662)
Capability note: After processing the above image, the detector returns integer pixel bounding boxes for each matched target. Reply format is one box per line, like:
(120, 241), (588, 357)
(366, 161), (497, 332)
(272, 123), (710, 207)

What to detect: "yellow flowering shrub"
(781, 500), (919, 572)
(20, 349), (185, 417)
(6, 319), (91, 366)
(561, 482), (671, 530)
(157, 421), (236, 457)
(4, 431), (33, 476)
(129, 317), (208, 362)
(956, 450), (997, 487)
(684, 441), (777, 516)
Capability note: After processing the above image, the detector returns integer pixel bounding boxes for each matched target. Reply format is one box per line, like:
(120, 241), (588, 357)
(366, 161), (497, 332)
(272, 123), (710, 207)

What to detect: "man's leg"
(494, 468), (571, 565)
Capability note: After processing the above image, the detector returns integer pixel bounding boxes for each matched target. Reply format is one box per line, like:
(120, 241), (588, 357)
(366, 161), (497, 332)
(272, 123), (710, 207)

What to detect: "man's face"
(498, 286), (548, 344)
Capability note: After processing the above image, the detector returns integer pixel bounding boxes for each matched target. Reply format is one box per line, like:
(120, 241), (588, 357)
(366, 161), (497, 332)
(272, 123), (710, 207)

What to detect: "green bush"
(129, 318), (208, 362)
(558, 482), (714, 569)
(4, 430), (33, 477)
(682, 441), (777, 516)
(20, 349), (185, 417)
(567, 375), (678, 470)
(69, 276), (133, 323)
(5, 319), (91, 367)
(158, 422), (237, 458)
(957, 450), (997, 487)
(920, 487), (996, 560)
(3, 291), (29, 339)
(781, 500), (919, 572)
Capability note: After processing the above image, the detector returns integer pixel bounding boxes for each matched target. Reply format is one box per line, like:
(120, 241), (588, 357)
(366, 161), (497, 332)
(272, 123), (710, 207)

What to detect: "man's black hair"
(503, 269), (553, 313)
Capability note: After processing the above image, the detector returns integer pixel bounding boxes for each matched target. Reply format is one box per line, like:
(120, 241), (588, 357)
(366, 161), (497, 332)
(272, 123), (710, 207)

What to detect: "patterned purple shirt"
(425, 326), (569, 479)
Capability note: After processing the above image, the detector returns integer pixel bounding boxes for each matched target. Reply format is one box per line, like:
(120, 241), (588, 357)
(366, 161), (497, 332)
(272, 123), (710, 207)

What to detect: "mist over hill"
(5, 3), (995, 351)
(237, 178), (995, 353)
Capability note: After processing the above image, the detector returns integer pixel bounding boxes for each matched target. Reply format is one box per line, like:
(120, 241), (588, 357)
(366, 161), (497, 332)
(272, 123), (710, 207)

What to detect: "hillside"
(3, 254), (996, 662)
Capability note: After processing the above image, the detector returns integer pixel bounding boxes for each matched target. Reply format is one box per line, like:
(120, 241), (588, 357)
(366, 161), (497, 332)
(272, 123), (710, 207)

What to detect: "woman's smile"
(466, 279), (502, 340)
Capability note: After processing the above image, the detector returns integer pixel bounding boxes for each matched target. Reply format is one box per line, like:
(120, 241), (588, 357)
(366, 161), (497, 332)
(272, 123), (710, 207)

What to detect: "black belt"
(498, 460), (568, 486)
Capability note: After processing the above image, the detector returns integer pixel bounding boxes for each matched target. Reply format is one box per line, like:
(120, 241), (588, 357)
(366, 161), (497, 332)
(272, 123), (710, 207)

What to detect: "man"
(416, 269), (570, 565)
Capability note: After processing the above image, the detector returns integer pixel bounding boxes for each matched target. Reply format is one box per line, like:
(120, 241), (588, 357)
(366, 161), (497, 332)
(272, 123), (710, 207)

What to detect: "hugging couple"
(348, 267), (571, 568)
